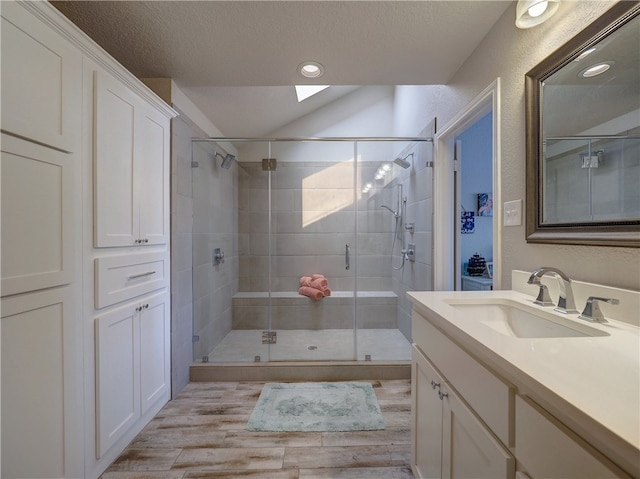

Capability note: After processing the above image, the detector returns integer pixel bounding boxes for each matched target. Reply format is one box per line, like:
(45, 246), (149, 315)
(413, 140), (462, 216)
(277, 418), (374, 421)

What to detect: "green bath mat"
(246, 382), (385, 432)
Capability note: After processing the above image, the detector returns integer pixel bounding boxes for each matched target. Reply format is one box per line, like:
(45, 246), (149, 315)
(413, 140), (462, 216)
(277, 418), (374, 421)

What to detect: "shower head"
(215, 151), (236, 169)
(380, 205), (400, 219)
(393, 153), (414, 169)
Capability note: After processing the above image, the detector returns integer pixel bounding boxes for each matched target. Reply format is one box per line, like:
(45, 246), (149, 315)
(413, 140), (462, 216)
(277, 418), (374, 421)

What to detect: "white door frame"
(433, 79), (502, 291)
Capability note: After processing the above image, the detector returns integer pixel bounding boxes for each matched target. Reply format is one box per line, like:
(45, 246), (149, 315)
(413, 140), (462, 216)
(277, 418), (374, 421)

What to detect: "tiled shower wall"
(390, 139), (435, 340)
(171, 110), (240, 378)
(237, 160), (398, 293)
(170, 109), (196, 396)
(191, 141), (239, 362)
(235, 138), (434, 341)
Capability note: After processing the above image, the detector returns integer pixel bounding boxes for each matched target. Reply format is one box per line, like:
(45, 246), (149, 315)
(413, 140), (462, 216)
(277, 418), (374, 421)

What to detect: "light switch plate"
(504, 199), (522, 226)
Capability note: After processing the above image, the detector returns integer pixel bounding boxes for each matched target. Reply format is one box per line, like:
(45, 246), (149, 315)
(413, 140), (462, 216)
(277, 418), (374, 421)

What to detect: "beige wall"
(394, 1), (639, 292)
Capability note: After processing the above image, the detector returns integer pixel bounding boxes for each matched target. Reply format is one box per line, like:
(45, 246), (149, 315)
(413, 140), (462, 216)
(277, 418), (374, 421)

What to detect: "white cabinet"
(1, 287), (83, 479)
(0, 1), (81, 152)
(95, 292), (170, 458)
(140, 294), (171, 415)
(94, 69), (170, 247)
(515, 395), (630, 479)
(411, 308), (633, 479)
(412, 345), (515, 479)
(1, 134), (77, 296)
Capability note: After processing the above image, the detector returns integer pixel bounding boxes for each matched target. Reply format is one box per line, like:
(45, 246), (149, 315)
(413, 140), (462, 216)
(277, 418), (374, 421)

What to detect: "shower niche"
(190, 138), (433, 364)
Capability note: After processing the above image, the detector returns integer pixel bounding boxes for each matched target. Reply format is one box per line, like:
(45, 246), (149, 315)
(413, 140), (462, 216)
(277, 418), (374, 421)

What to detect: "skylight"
(295, 85), (330, 102)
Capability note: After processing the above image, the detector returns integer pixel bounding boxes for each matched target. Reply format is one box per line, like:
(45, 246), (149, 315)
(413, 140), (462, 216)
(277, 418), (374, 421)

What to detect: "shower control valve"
(213, 248), (225, 266)
(402, 244), (416, 262)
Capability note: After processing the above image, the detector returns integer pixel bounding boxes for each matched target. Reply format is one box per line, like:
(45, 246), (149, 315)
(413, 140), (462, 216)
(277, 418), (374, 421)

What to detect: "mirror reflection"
(541, 12), (639, 225)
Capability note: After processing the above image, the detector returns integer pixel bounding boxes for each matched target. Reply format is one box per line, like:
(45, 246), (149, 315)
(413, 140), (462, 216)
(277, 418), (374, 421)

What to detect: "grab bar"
(345, 243), (350, 270)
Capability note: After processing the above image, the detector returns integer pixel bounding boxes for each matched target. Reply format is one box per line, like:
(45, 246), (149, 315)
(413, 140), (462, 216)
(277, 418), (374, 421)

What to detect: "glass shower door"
(266, 140), (357, 361)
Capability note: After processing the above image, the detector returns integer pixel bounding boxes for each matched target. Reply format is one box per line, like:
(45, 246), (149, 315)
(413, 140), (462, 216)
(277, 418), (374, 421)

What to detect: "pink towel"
(322, 288), (331, 297)
(298, 286), (324, 300)
(300, 275), (328, 289)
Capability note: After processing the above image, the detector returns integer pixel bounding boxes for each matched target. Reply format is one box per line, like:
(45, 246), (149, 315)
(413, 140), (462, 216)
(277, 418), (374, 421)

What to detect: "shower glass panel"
(355, 141), (418, 361)
(191, 137), (432, 364)
(265, 141), (356, 361)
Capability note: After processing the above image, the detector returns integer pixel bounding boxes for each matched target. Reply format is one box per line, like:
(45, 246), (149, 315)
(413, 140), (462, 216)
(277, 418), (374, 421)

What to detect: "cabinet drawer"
(515, 395), (630, 478)
(95, 253), (168, 308)
(413, 312), (513, 446)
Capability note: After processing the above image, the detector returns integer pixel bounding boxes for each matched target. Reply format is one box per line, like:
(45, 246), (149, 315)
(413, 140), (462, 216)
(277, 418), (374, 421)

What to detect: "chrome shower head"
(394, 153), (413, 169)
(380, 205), (400, 219)
(215, 151), (236, 169)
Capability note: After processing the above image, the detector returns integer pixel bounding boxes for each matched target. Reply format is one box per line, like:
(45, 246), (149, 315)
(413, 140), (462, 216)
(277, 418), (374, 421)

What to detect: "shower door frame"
(192, 136), (432, 363)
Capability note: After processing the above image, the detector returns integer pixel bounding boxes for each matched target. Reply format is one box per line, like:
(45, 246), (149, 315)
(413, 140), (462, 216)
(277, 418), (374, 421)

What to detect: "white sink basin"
(446, 299), (609, 338)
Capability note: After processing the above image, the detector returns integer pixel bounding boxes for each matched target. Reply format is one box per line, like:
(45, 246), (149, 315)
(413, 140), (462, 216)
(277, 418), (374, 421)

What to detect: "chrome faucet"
(527, 267), (579, 314)
(579, 296), (619, 323)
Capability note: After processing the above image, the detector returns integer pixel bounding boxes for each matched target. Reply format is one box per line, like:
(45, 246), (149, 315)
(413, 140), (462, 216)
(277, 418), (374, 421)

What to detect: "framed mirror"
(525, 2), (640, 247)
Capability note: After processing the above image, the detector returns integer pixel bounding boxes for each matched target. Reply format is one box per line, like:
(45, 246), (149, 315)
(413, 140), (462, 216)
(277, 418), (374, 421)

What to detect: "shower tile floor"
(205, 329), (412, 362)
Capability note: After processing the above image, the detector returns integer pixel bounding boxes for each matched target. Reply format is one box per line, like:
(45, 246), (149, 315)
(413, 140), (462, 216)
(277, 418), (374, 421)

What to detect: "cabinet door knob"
(438, 390), (448, 400)
(144, 238), (149, 243)
(430, 380), (440, 390)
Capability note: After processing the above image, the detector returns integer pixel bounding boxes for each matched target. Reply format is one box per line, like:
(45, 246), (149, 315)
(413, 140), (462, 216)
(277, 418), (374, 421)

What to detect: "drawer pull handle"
(127, 271), (156, 280)
(438, 390), (448, 400)
(430, 380), (440, 390)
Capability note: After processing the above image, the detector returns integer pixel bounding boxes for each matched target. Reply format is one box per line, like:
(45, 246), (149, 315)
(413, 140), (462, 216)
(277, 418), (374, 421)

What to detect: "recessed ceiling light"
(515, 0), (560, 29)
(574, 47), (596, 62)
(578, 61), (614, 78)
(298, 61), (325, 78)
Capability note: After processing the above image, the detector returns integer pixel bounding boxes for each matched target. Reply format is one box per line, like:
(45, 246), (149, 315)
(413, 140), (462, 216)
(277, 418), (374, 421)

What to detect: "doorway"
(455, 112), (494, 291)
(433, 79), (501, 291)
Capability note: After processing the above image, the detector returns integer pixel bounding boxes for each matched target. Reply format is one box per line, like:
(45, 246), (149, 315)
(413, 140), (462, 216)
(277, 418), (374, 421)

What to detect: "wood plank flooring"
(101, 379), (414, 479)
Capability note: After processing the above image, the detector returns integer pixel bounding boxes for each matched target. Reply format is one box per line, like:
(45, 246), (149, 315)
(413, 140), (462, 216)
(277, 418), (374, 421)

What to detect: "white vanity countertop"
(407, 289), (640, 474)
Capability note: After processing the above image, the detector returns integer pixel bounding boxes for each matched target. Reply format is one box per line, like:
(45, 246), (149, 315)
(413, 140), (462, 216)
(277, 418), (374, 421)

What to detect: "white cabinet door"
(442, 385), (515, 479)
(94, 70), (137, 247)
(0, 2), (81, 152)
(136, 106), (170, 245)
(412, 345), (444, 479)
(1, 286), (83, 479)
(140, 292), (170, 415)
(95, 304), (140, 458)
(1, 134), (76, 296)
(411, 343), (514, 479)
(94, 69), (170, 247)
(515, 395), (630, 479)
(95, 291), (170, 458)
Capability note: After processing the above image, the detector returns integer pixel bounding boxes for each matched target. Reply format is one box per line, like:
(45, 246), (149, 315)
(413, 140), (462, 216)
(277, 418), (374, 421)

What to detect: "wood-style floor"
(100, 379), (414, 479)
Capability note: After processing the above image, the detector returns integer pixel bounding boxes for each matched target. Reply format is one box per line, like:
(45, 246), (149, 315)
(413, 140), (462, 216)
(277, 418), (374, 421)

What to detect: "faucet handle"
(578, 296), (619, 323)
(530, 278), (554, 307)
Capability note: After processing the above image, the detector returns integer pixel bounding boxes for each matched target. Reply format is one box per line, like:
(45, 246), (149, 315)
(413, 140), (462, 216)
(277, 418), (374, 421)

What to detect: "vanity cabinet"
(515, 395), (630, 479)
(95, 291), (170, 458)
(412, 342), (514, 479)
(411, 306), (633, 479)
(94, 69), (170, 248)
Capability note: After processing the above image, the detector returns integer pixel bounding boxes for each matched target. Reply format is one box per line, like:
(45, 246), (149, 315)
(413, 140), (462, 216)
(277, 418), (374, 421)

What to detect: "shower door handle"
(345, 243), (351, 270)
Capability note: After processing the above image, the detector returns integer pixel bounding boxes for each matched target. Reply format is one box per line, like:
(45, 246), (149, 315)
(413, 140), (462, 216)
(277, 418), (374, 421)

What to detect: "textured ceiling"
(53, 1), (512, 136)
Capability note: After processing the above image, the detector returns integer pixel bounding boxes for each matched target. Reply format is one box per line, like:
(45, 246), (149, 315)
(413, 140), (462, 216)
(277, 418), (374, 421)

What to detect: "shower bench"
(232, 291), (398, 330)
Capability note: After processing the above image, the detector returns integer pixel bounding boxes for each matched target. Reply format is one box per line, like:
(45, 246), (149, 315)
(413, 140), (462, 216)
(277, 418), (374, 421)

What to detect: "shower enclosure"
(191, 138), (433, 363)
